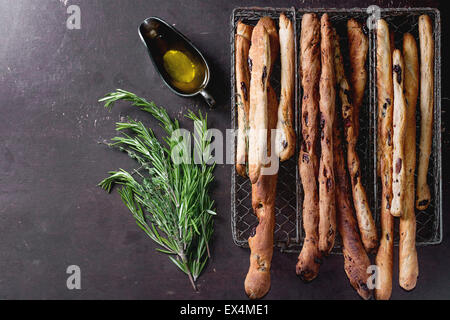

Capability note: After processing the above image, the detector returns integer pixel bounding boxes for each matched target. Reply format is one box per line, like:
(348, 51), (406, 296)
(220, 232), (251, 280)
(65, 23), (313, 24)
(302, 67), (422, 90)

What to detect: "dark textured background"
(0, 0), (448, 299)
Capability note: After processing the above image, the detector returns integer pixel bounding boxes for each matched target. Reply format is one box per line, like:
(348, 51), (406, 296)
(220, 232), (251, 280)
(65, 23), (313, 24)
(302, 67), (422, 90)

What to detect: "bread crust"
(333, 112), (372, 300)
(245, 85), (278, 299)
(375, 19), (394, 300)
(235, 21), (253, 177)
(334, 29), (378, 253)
(318, 14), (336, 255)
(275, 13), (296, 161)
(416, 14), (434, 210)
(347, 19), (368, 137)
(399, 32), (419, 291)
(391, 50), (407, 217)
(258, 17), (280, 68)
(296, 13), (322, 281)
(248, 25), (271, 184)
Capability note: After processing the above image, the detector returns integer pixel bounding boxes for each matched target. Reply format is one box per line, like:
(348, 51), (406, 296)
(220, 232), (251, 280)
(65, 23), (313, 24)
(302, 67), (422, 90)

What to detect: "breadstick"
(235, 21), (253, 177)
(248, 25), (271, 184)
(416, 14), (434, 210)
(318, 14), (336, 255)
(245, 85), (278, 299)
(377, 29), (395, 178)
(245, 16), (279, 299)
(333, 113), (372, 300)
(391, 50), (407, 217)
(333, 30), (378, 253)
(296, 13), (322, 281)
(275, 13), (296, 161)
(258, 17), (280, 68)
(399, 33), (419, 290)
(375, 19), (394, 300)
(347, 18), (368, 137)
(376, 31), (395, 178)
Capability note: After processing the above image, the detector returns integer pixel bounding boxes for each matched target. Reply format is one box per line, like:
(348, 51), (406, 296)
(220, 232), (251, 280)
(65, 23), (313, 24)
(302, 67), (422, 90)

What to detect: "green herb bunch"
(98, 89), (216, 290)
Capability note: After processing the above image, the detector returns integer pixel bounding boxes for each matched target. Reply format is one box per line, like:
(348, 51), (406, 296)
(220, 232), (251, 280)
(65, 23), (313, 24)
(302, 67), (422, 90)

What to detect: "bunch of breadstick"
(235, 13), (435, 300)
(374, 15), (434, 300)
(235, 13), (296, 299)
(296, 13), (375, 300)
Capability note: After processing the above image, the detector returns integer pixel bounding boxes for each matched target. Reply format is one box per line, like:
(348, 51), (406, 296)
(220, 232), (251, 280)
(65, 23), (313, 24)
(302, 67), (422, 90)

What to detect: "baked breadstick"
(296, 13), (322, 281)
(245, 85), (278, 299)
(248, 25), (271, 184)
(399, 33), (419, 290)
(258, 17), (280, 68)
(376, 31), (395, 178)
(391, 50), (407, 217)
(333, 30), (378, 253)
(275, 13), (296, 161)
(377, 30), (395, 178)
(333, 114), (372, 300)
(375, 19), (394, 300)
(416, 14), (434, 210)
(318, 14), (336, 255)
(235, 21), (253, 177)
(245, 16), (279, 299)
(347, 18), (368, 137)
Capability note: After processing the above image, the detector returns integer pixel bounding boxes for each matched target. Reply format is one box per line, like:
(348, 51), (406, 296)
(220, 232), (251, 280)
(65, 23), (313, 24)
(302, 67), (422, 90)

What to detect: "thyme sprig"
(98, 89), (216, 290)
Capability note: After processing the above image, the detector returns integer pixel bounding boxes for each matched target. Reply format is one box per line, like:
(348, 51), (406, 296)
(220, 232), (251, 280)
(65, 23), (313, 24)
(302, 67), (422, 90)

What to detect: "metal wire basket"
(230, 7), (442, 252)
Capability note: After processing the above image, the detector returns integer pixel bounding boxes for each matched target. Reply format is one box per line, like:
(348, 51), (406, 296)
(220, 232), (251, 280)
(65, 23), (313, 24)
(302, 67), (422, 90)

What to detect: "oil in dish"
(142, 21), (206, 94)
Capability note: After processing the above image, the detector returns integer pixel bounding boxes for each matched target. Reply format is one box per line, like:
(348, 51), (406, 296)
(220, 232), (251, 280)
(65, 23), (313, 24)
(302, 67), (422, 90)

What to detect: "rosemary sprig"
(98, 89), (216, 290)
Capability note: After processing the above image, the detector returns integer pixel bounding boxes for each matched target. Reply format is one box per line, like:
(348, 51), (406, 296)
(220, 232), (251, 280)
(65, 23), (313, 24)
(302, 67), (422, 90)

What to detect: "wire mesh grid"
(230, 7), (442, 252)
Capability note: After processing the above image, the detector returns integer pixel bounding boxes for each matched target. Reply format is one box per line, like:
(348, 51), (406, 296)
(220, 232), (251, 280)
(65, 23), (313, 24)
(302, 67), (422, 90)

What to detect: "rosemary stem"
(179, 252), (197, 291)
(206, 242), (211, 259)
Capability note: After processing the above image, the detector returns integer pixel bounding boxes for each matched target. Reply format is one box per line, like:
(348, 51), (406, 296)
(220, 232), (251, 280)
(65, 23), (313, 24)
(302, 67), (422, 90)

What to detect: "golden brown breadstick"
(296, 13), (322, 281)
(391, 50), (407, 217)
(258, 17), (280, 68)
(377, 30), (395, 177)
(399, 33), (419, 290)
(375, 19), (394, 300)
(416, 14), (434, 210)
(333, 30), (378, 253)
(235, 22), (253, 177)
(333, 113), (372, 300)
(347, 18), (368, 137)
(245, 85), (278, 299)
(245, 16), (279, 299)
(376, 31), (395, 178)
(248, 24), (271, 184)
(275, 13), (296, 161)
(318, 14), (336, 255)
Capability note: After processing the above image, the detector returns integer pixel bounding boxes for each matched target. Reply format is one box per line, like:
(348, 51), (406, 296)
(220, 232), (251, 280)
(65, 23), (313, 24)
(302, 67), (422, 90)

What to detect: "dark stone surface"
(0, 0), (448, 299)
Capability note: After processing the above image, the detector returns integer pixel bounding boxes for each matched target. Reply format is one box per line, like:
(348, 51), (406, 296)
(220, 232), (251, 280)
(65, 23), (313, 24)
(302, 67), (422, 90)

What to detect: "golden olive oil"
(141, 20), (207, 94)
(162, 49), (205, 93)
(163, 50), (196, 83)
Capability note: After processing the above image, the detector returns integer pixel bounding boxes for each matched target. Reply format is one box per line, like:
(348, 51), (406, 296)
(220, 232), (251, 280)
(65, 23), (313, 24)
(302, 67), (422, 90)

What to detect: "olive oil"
(163, 50), (196, 83)
(162, 49), (206, 93)
(140, 19), (207, 94)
